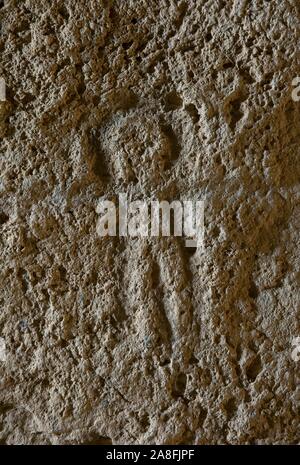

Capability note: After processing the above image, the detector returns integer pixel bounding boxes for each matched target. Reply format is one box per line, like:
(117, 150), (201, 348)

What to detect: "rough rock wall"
(0, 0), (299, 445)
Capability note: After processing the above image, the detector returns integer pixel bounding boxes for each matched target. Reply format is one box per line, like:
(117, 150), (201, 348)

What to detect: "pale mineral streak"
(0, 0), (299, 445)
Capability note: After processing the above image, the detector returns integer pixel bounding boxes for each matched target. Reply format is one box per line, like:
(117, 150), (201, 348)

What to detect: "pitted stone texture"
(0, 0), (299, 445)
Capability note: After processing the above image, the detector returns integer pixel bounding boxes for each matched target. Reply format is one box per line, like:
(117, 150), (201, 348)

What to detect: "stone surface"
(0, 0), (299, 445)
